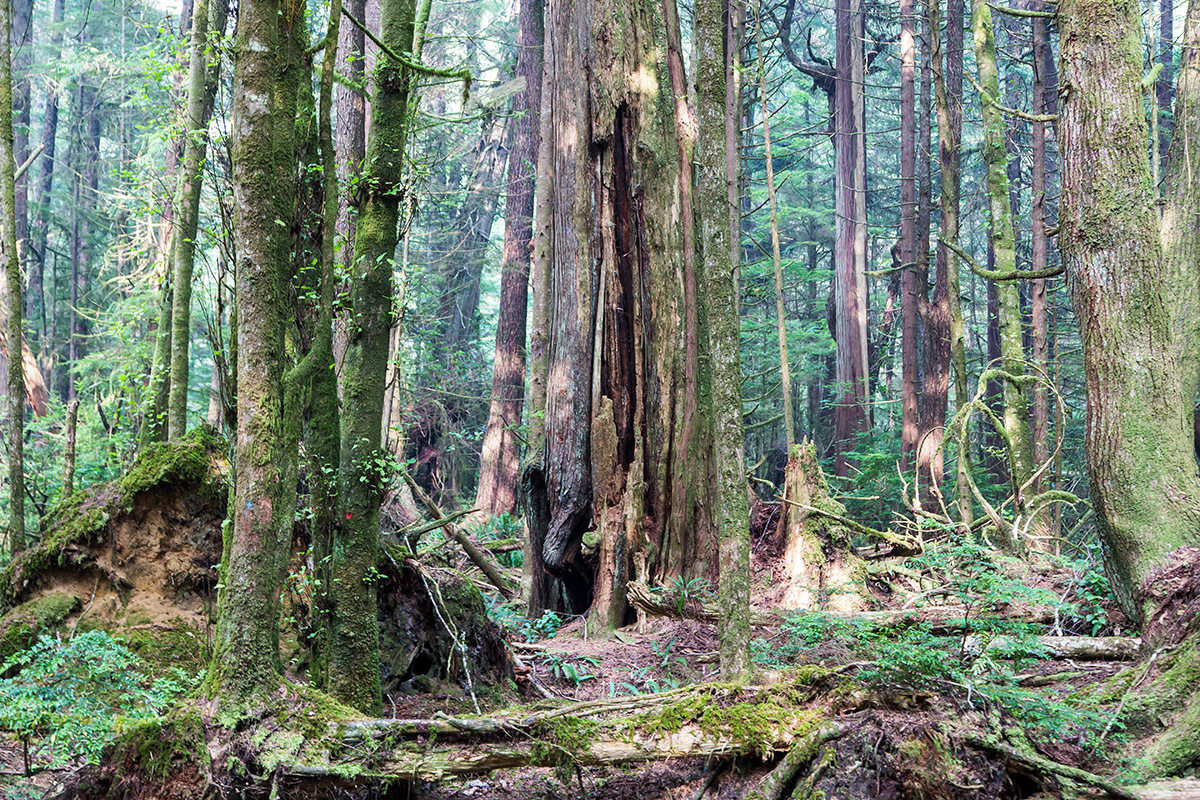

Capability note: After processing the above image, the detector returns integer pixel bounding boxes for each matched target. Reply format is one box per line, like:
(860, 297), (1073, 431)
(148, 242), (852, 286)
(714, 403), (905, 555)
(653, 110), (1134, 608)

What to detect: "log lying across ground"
(287, 675), (845, 781)
(627, 582), (1141, 660)
(277, 673), (1142, 800)
(629, 580), (1054, 632)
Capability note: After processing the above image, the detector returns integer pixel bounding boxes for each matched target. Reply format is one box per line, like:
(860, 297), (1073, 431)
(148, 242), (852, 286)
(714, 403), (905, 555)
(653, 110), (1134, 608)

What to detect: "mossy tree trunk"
(330, 0), (417, 715)
(1, 0), (25, 553)
(1058, 0), (1200, 621)
(898, 0), (918, 470)
(529, 0), (717, 624)
(208, 0), (300, 705)
(167, 0), (230, 440)
(695, 0), (750, 678)
(779, 442), (866, 613)
(306, 0), (343, 691)
(970, 0), (1035, 547)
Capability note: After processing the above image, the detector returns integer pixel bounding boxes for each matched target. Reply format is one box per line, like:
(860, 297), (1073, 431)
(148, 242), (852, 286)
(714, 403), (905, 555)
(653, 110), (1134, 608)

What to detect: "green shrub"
(0, 631), (199, 774)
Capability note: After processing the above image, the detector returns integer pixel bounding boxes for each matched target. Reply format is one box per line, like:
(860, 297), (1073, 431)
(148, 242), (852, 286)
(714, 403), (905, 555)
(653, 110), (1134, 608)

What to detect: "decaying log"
(288, 681), (851, 781)
(984, 634), (1142, 661)
(626, 580), (1058, 633)
(960, 733), (1143, 800)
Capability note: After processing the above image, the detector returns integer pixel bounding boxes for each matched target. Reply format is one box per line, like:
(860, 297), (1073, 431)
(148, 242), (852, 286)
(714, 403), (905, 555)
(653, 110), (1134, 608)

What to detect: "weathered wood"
(626, 580), (1060, 633)
(986, 635), (1142, 661)
(294, 711), (852, 781)
(404, 471), (515, 599)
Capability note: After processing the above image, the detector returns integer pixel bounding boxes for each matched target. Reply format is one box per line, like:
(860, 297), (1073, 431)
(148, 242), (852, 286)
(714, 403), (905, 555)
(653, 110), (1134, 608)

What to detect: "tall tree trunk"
(972, 0), (1035, 547)
(1, 0), (25, 552)
(531, 0), (717, 625)
(832, 0), (870, 476)
(1158, 0), (1174, 165)
(167, 0), (230, 439)
(755, 0), (794, 450)
(208, 0), (298, 705)
(331, 0), (417, 715)
(475, 0), (544, 518)
(306, 0), (343, 691)
(931, 0), (970, 524)
(68, 86), (98, 405)
(1029, 0), (1050, 530)
(520, 19), (556, 616)
(696, 0), (750, 679)
(917, 0), (948, 503)
(10, 0), (29, 274)
(332, 0), (368, 399)
(1058, 0), (1200, 620)
(29, 0), (65, 352)
(899, 0), (918, 468)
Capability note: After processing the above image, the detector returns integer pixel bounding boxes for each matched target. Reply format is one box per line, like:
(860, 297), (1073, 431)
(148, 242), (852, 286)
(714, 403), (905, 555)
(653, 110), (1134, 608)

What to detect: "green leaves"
(0, 631), (199, 772)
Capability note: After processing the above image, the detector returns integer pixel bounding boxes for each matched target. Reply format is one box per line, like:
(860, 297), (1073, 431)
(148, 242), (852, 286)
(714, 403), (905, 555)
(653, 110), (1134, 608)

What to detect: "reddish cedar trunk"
(475, 0), (544, 518)
(832, 0), (870, 476)
(917, 0), (949, 501)
(899, 0), (918, 468)
(534, 0), (716, 623)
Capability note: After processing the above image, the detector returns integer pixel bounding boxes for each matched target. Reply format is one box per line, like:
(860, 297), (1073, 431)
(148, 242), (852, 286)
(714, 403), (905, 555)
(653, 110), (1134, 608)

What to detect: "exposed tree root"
(742, 723), (848, 800)
(958, 732), (1142, 800)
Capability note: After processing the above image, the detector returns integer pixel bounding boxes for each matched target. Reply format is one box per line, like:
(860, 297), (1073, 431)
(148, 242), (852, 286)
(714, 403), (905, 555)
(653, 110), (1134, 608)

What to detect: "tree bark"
(1158, 0), (1174, 165)
(29, 0), (64, 352)
(167, 0), (230, 439)
(899, 0), (918, 469)
(971, 0), (1035, 547)
(331, 0), (418, 715)
(1058, 0), (1200, 621)
(1029, 0), (1050, 541)
(1, 0), (25, 552)
(208, 0), (299, 705)
(695, 0), (750, 678)
(832, 0), (870, 476)
(930, 0), (970, 525)
(474, 0), (544, 518)
(756, 0), (794, 451)
(531, 0), (718, 625)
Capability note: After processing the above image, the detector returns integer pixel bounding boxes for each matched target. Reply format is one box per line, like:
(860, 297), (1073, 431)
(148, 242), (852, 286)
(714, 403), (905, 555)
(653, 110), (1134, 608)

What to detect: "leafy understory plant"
(0, 631), (198, 776)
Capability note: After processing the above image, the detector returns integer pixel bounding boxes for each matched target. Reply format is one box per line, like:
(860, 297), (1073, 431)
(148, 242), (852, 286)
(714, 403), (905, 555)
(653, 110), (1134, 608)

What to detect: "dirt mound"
(0, 429), (228, 637)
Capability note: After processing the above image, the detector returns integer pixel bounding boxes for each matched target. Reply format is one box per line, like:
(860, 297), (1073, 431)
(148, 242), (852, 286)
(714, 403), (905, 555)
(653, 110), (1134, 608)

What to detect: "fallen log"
(290, 677), (847, 781)
(290, 720), (853, 781)
(984, 635), (1142, 661)
(626, 580), (1058, 633)
(402, 471), (516, 599)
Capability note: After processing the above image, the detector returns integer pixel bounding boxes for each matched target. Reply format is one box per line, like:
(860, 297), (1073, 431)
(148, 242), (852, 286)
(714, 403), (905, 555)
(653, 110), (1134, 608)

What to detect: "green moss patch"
(0, 592), (80, 662)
